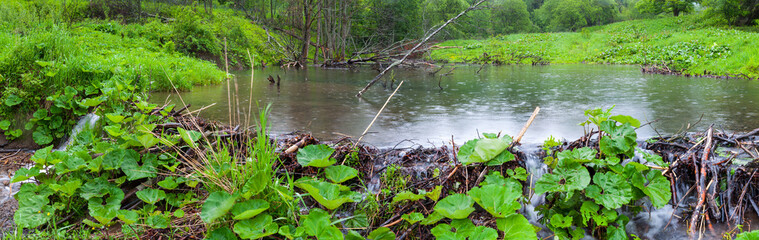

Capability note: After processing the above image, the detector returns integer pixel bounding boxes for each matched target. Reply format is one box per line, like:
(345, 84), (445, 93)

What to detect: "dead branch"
(355, 0), (489, 97)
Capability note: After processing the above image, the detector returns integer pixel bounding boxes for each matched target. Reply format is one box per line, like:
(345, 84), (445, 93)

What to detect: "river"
(150, 64), (759, 147)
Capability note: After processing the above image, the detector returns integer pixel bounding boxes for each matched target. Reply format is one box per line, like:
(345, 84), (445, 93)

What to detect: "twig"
(729, 169), (757, 223)
(349, 81), (405, 161)
(182, 103), (217, 117)
(514, 107), (541, 144)
(285, 138), (308, 154)
(355, 0), (489, 97)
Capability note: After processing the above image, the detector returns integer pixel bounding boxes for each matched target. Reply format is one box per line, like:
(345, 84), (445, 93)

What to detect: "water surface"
(151, 64), (759, 147)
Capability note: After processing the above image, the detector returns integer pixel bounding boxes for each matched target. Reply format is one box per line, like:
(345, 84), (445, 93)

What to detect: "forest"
(1, 0), (759, 239)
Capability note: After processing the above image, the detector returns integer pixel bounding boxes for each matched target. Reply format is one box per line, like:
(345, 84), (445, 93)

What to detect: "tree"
(535, 0), (618, 31)
(635, 0), (696, 16)
(703, 0), (759, 25)
(491, 0), (534, 34)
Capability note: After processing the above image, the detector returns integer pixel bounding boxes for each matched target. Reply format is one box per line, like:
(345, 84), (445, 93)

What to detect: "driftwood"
(355, 0), (489, 97)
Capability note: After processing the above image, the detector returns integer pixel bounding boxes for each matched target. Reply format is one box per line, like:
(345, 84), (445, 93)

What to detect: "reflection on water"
(150, 65), (759, 147)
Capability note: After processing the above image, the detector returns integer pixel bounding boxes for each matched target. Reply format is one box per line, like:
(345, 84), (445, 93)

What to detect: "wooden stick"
(224, 37), (232, 125)
(689, 126), (713, 235)
(355, 0), (488, 97)
(285, 138), (307, 154)
(514, 107), (540, 144)
(351, 80), (405, 154)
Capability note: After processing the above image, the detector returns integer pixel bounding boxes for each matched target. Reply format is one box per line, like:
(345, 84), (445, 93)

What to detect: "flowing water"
(151, 64), (759, 147)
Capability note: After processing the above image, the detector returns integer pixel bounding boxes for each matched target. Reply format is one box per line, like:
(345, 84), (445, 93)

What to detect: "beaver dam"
(0, 104), (758, 239)
(1, 65), (759, 239)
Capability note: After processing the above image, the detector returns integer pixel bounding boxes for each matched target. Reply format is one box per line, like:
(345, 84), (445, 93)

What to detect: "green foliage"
(468, 182), (522, 218)
(457, 134), (515, 165)
(431, 219), (498, 240)
(491, 0), (536, 34)
(297, 144), (337, 167)
(431, 16), (759, 80)
(736, 230), (759, 240)
(294, 178), (361, 210)
(434, 194), (476, 219)
(536, 108), (671, 239)
(324, 165), (359, 183)
(498, 214), (539, 240)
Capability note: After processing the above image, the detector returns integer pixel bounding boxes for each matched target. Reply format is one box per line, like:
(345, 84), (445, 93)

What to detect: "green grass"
(0, 0), (287, 142)
(431, 14), (759, 79)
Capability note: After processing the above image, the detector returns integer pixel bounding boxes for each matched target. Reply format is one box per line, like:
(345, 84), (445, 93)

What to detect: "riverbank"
(429, 14), (759, 80)
(0, 0), (285, 147)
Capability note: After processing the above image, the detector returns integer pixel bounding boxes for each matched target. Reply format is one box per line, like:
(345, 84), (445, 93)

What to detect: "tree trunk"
(297, 0), (316, 66)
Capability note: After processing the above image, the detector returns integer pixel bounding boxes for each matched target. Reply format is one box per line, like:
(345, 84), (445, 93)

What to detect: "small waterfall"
(522, 152), (549, 229)
(56, 113), (100, 151)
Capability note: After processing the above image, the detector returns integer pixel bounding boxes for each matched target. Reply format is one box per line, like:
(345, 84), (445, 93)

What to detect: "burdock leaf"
(631, 170), (672, 208)
(294, 178), (359, 210)
(201, 191), (238, 223)
(468, 184), (521, 218)
(297, 144), (336, 167)
(586, 172), (633, 209)
(434, 194), (475, 219)
(535, 164), (590, 195)
(325, 165), (358, 183)
(497, 214), (538, 240)
(231, 199), (270, 220)
(234, 214), (278, 239)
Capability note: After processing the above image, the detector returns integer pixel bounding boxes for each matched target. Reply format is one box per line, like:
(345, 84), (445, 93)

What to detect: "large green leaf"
(497, 214), (538, 240)
(468, 184), (521, 218)
(241, 171), (268, 199)
(294, 178), (360, 210)
(631, 170), (672, 208)
(158, 177), (180, 190)
(434, 194), (475, 219)
(4, 94), (22, 106)
(231, 199), (270, 220)
(367, 227), (396, 240)
(136, 188), (167, 204)
(201, 191), (238, 223)
(534, 164), (590, 196)
(297, 144), (336, 167)
(431, 219), (476, 240)
(324, 165), (359, 183)
(13, 192), (54, 229)
(234, 214), (278, 239)
(557, 147), (597, 165)
(117, 210), (139, 225)
(121, 153), (158, 180)
(11, 166), (40, 183)
(586, 172), (633, 209)
(458, 138), (511, 165)
(470, 226), (498, 240)
(79, 177), (113, 200)
(87, 186), (124, 225)
(302, 208), (343, 240)
(146, 214), (170, 229)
